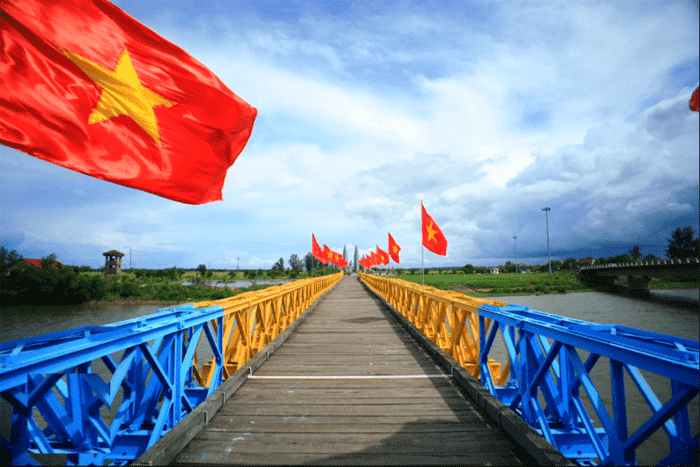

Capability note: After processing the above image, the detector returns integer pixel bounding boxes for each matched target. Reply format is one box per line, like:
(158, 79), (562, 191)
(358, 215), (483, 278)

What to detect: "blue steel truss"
(0, 304), (225, 466)
(478, 304), (699, 466)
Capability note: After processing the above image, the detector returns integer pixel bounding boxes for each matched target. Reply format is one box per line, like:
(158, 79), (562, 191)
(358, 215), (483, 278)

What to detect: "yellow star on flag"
(426, 222), (437, 241)
(61, 47), (175, 146)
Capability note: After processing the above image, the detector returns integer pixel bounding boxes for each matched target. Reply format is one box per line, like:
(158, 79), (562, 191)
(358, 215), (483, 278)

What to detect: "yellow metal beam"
(194, 273), (342, 385)
(360, 273), (504, 383)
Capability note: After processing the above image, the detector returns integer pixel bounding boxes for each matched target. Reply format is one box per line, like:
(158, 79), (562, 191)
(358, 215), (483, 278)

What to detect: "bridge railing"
(360, 273), (699, 465)
(359, 273), (505, 380)
(0, 272), (342, 466)
(478, 303), (699, 466)
(193, 272), (342, 380)
(580, 257), (699, 271)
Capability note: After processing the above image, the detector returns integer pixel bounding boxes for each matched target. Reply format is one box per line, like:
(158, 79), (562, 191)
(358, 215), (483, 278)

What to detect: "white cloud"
(2, 0), (697, 269)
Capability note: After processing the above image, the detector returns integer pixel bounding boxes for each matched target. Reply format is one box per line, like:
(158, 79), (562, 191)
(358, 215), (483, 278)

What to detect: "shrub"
(119, 279), (141, 298)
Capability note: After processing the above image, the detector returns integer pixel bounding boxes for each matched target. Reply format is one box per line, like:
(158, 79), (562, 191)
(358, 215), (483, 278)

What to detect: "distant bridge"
(579, 258), (699, 292)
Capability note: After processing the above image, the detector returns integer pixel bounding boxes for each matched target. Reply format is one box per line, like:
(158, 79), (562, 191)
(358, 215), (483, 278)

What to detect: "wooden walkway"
(170, 276), (540, 465)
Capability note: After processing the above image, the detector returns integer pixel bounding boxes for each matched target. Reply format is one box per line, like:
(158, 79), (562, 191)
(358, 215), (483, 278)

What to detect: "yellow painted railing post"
(193, 272), (342, 385)
(360, 272), (504, 383)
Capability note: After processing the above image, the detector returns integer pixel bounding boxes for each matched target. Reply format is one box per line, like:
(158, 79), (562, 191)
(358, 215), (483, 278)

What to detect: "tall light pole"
(513, 236), (518, 274)
(542, 207), (552, 277)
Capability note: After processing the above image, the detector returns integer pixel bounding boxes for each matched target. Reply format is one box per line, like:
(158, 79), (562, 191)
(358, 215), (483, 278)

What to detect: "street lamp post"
(513, 236), (518, 274)
(542, 207), (551, 277)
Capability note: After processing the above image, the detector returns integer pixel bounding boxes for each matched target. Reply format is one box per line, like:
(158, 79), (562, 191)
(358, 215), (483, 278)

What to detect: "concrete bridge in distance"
(579, 257), (699, 293)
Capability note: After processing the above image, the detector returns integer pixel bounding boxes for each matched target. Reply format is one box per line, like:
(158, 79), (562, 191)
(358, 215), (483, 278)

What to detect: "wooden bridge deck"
(166, 276), (559, 465)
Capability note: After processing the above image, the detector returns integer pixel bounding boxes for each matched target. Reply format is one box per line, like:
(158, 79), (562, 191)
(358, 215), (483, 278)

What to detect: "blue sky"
(1, 0), (698, 270)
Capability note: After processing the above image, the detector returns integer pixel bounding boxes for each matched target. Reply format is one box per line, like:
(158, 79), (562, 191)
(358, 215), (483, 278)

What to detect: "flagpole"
(421, 200), (424, 288)
(422, 244), (424, 287)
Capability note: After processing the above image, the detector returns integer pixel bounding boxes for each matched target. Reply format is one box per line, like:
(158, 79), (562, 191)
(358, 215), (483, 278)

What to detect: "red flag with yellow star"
(0, 0), (257, 204)
(312, 234), (327, 264)
(388, 233), (401, 263)
(376, 246), (389, 265)
(421, 202), (448, 256)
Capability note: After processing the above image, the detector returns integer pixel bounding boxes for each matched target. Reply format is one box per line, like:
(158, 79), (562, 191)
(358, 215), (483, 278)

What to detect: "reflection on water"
(0, 303), (163, 344)
(491, 290), (698, 340)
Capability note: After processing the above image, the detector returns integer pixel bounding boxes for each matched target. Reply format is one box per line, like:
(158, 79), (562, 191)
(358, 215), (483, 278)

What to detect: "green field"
(393, 271), (697, 297)
(395, 272), (591, 296)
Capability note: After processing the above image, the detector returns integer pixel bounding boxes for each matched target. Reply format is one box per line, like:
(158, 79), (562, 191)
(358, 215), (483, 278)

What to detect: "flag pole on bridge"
(421, 200), (425, 287)
(421, 201), (448, 287)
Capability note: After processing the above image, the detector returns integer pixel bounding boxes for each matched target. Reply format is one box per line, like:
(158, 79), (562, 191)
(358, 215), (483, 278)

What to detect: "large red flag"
(388, 233), (401, 263)
(421, 202), (448, 256)
(0, 0), (257, 204)
(376, 246), (389, 265)
(690, 87), (699, 112)
(312, 234), (327, 264)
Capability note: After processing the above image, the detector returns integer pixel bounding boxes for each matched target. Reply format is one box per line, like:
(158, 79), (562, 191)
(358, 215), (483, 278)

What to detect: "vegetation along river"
(1, 289), (697, 465)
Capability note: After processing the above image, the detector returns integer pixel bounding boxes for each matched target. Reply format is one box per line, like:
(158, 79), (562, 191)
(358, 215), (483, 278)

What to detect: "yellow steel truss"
(192, 272), (343, 385)
(360, 273), (505, 382)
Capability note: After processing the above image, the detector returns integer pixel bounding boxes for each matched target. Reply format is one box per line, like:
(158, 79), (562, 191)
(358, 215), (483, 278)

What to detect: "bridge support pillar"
(627, 275), (650, 294)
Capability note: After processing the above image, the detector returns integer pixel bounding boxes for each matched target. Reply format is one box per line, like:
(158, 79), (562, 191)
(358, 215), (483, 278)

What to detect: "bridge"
(579, 258), (699, 293)
(0, 273), (697, 465)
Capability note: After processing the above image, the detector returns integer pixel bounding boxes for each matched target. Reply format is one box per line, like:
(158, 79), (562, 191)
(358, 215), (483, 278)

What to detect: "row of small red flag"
(311, 234), (349, 268)
(313, 202), (449, 269)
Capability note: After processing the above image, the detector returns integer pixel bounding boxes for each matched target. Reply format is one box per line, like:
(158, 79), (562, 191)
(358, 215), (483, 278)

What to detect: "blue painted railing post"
(477, 303), (699, 465)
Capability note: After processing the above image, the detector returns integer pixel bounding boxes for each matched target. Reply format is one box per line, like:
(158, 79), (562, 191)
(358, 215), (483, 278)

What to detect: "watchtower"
(103, 250), (125, 280)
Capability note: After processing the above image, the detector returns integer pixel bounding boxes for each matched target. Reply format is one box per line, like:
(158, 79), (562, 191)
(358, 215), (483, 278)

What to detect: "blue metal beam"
(478, 303), (699, 465)
(0, 304), (224, 465)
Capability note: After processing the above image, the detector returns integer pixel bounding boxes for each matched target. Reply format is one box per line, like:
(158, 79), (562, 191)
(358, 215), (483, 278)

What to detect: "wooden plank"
(230, 385), (467, 399)
(187, 430), (518, 453)
(217, 403), (481, 417)
(175, 451), (523, 466)
(205, 419), (495, 433)
(235, 377), (459, 389)
(170, 276), (536, 465)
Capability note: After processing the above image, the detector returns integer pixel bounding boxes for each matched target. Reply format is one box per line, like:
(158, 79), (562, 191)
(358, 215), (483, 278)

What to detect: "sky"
(1, 0), (698, 270)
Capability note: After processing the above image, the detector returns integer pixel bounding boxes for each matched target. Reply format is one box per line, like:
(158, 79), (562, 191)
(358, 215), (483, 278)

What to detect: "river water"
(1, 289), (697, 465)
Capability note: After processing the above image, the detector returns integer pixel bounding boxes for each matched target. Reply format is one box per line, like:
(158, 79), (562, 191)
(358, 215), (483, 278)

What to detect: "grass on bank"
(395, 272), (591, 296)
(392, 271), (697, 297)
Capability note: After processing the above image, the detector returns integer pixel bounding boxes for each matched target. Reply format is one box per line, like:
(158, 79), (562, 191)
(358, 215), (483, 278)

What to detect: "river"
(1, 289), (697, 465)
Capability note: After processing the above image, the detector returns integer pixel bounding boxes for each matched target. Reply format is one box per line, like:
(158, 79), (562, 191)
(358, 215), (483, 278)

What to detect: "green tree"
(666, 226), (699, 259)
(462, 264), (474, 274)
(196, 264), (207, 284)
(289, 254), (303, 271)
(304, 252), (323, 272)
(225, 270), (237, 287)
(561, 257), (579, 270)
(630, 245), (642, 260)
(40, 253), (58, 269)
(272, 257), (284, 271)
(0, 247), (23, 293)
